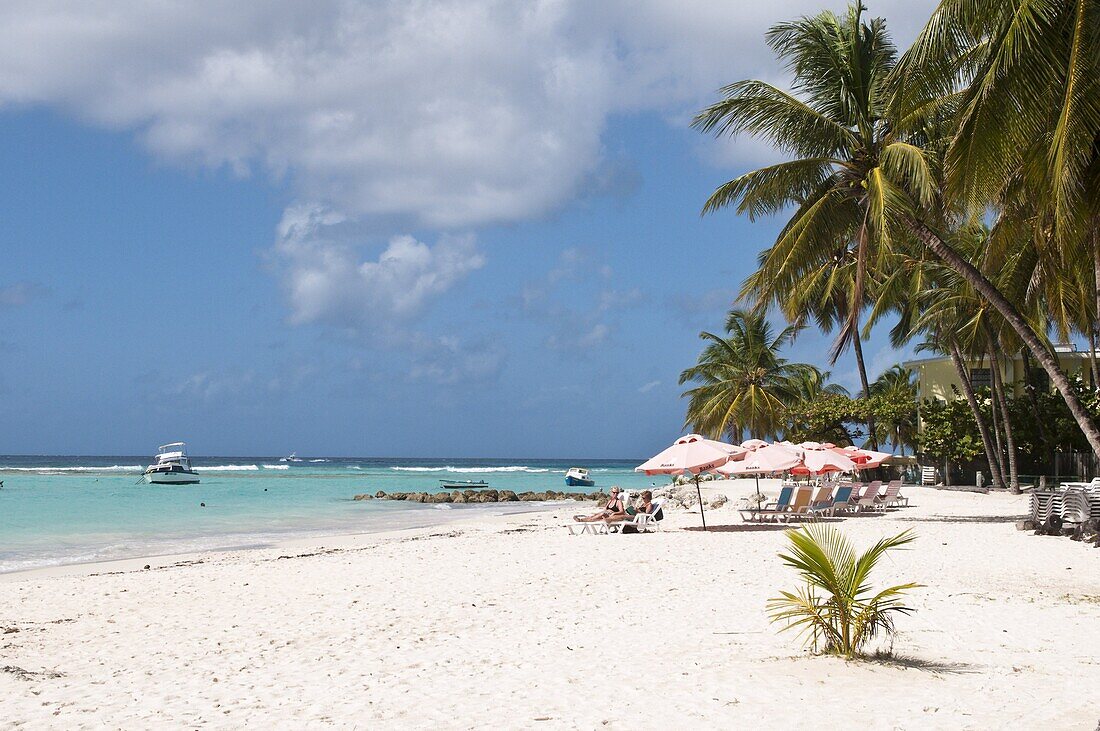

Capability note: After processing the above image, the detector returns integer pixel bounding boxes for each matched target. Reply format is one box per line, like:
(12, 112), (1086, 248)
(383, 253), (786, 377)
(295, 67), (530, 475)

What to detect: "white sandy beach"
(2, 481), (1099, 729)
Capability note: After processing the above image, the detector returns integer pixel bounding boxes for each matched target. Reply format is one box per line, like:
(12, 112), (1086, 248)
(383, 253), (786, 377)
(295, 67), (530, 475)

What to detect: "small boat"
(280, 452), (303, 463)
(144, 442), (200, 484)
(565, 467), (595, 487)
(439, 479), (490, 489)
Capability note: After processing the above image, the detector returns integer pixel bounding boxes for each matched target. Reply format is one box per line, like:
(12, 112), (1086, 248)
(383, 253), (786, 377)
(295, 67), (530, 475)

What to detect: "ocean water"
(0, 456), (653, 572)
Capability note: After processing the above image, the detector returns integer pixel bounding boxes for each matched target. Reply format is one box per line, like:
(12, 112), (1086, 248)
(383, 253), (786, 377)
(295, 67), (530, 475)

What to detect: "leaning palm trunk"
(1021, 349), (1056, 464)
(1093, 234), (1100, 389)
(1090, 328), (1099, 391)
(913, 222), (1100, 461)
(950, 345), (1004, 488)
(987, 339), (1020, 492)
(981, 352), (1010, 488)
(851, 328), (879, 450)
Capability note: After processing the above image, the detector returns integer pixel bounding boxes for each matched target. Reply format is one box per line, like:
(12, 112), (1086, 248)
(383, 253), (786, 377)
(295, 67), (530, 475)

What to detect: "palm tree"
(697, 0), (1100, 460)
(790, 368), (850, 402)
(693, 3), (926, 451)
(743, 247), (881, 447)
(679, 309), (819, 440)
(887, 220), (1040, 490)
(768, 524), (920, 658)
(869, 364), (917, 454)
(892, 0), (1100, 458)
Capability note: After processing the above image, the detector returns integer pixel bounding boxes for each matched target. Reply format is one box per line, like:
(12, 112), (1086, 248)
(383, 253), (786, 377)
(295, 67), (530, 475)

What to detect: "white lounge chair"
(567, 490), (632, 534)
(604, 499), (666, 534)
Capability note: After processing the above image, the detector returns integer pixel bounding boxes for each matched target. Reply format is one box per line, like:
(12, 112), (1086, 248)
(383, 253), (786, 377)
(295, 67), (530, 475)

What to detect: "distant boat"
(143, 442), (200, 484)
(565, 467), (595, 487)
(439, 479), (490, 489)
(280, 452), (303, 463)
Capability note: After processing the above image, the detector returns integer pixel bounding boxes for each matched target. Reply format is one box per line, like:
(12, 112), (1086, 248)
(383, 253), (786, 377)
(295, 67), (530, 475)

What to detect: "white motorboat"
(565, 467), (595, 487)
(143, 442), (200, 484)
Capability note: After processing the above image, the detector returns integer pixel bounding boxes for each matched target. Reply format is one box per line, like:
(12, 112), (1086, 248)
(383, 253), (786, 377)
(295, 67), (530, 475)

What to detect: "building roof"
(902, 349), (1099, 368)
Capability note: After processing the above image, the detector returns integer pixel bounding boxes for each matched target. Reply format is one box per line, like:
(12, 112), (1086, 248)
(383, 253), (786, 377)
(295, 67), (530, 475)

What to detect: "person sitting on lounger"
(607, 490), (655, 524)
(573, 487), (625, 522)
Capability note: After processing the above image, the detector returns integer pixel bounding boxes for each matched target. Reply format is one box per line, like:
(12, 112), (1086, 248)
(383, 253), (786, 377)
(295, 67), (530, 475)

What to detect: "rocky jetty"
(353, 489), (609, 504)
(650, 485), (729, 511)
(351, 486), (731, 511)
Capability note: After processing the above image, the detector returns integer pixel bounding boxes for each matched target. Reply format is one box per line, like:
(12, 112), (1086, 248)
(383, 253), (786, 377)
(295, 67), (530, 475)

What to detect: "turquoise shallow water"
(0, 456), (654, 572)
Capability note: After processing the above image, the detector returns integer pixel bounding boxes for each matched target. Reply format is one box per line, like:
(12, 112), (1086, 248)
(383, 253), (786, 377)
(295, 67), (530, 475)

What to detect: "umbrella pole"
(695, 473), (707, 532)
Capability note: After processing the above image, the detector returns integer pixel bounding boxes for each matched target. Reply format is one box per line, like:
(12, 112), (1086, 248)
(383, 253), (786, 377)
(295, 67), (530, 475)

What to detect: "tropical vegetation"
(688, 0), (1100, 481)
(768, 525), (920, 658)
(680, 305), (917, 449)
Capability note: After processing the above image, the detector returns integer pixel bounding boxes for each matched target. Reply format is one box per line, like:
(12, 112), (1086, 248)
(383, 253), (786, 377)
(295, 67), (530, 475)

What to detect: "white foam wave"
(309, 459), (328, 463)
(262, 464), (289, 470)
(0, 465), (143, 472)
(193, 464), (260, 471)
(390, 465), (550, 474)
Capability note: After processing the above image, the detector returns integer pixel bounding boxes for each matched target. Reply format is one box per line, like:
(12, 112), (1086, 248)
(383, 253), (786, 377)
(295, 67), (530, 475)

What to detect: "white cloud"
(638, 380), (661, 393)
(0, 1), (937, 229)
(272, 203), (485, 329)
(407, 336), (505, 386)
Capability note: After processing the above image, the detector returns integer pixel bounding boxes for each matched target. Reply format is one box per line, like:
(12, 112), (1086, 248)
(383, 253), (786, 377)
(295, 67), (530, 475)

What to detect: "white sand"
(2, 482), (1098, 729)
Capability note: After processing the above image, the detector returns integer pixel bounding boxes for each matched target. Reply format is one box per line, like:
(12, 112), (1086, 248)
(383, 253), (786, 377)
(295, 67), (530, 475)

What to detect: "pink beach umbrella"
(739, 438), (770, 451)
(718, 443), (804, 501)
(831, 446), (894, 469)
(791, 447), (857, 475)
(719, 444), (803, 475)
(636, 434), (742, 531)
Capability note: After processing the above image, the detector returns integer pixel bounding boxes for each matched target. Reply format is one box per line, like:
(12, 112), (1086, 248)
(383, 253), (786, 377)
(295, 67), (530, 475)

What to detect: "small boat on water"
(439, 479), (490, 489)
(280, 452), (303, 463)
(143, 442), (200, 484)
(565, 467), (595, 487)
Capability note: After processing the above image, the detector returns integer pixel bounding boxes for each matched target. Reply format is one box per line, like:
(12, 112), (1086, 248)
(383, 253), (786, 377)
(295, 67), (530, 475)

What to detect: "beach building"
(906, 345), (1100, 481)
(904, 344), (1098, 405)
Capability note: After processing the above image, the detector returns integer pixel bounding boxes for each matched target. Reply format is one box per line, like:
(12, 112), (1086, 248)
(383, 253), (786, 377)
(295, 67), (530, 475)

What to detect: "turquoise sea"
(0, 456), (654, 572)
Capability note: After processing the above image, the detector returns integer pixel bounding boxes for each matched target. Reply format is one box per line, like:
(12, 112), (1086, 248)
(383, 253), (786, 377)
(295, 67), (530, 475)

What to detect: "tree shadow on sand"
(683, 523), (799, 532)
(862, 651), (977, 676)
(897, 515), (1026, 524)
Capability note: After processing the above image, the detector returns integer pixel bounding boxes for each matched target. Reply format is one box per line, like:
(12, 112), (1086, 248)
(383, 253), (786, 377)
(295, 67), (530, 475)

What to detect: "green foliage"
(917, 395), (984, 464)
(781, 384), (916, 450)
(768, 525), (920, 658)
(918, 375), (1100, 473)
(784, 392), (862, 445)
(1009, 374), (1100, 461)
(868, 374), (918, 454)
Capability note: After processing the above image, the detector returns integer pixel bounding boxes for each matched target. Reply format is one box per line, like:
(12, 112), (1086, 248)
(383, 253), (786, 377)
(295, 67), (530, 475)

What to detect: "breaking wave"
(262, 464), (290, 470)
(193, 465), (260, 471)
(0, 465), (143, 473)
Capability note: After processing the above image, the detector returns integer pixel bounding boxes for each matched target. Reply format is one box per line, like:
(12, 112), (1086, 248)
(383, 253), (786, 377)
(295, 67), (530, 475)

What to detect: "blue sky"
(0, 1), (931, 457)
